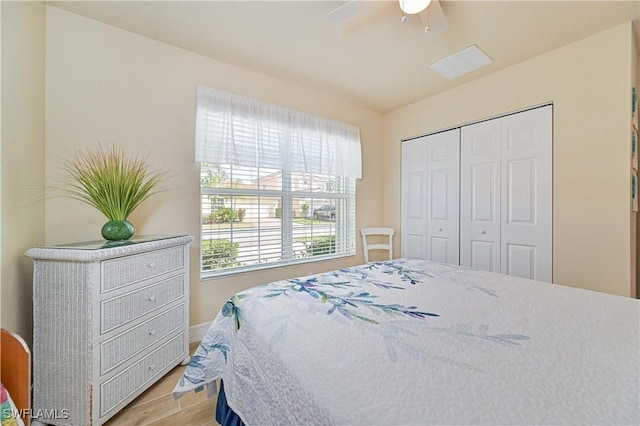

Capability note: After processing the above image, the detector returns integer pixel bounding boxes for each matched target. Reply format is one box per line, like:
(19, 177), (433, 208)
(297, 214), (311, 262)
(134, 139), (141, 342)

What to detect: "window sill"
(200, 252), (356, 281)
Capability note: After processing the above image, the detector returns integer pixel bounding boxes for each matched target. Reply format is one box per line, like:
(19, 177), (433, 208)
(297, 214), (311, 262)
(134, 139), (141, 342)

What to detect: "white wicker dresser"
(25, 235), (194, 426)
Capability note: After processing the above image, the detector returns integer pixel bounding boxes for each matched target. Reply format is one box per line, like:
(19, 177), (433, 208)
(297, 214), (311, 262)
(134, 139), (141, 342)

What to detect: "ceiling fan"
(328, 0), (449, 37)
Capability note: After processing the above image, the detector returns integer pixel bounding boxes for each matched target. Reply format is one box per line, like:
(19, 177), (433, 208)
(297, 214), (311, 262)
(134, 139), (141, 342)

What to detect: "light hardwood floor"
(105, 343), (219, 426)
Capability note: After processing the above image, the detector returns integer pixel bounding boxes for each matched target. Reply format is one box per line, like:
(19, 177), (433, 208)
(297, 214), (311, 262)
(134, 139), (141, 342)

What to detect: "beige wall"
(45, 6), (383, 326)
(384, 22), (635, 297)
(1, 1), (46, 343)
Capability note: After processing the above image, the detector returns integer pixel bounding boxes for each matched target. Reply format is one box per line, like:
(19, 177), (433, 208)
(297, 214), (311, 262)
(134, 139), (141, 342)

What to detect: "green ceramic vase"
(101, 220), (135, 241)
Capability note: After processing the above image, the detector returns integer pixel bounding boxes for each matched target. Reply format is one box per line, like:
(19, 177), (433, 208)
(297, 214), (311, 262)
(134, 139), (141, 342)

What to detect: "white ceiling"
(49, 1), (640, 113)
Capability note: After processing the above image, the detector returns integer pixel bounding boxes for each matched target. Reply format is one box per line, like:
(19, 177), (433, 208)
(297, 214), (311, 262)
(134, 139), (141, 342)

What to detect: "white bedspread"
(173, 258), (640, 425)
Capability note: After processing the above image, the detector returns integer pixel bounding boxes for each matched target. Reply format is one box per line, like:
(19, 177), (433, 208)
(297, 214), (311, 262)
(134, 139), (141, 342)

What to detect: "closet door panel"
(401, 129), (459, 264)
(426, 129), (460, 265)
(470, 163), (498, 222)
(401, 139), (428, 259)
(501, 106), (552, 282)
(506, 158), (536, 223)
(471, 240), (497, 271)
(460, 120), (501, 272)
(506, 243), (536, 279)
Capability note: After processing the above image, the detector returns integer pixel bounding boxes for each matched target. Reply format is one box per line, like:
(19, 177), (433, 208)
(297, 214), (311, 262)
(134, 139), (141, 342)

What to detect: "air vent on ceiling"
(429, 45), (493, 80)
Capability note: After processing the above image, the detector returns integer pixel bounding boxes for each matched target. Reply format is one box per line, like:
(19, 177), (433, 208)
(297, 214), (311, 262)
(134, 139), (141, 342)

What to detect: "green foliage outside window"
(304, 235), (336, 256)
(202, 239), (239, 270)
(201, 163), (228, 187)
(212, 207), (238, 223)
(202, 208), (239, 224)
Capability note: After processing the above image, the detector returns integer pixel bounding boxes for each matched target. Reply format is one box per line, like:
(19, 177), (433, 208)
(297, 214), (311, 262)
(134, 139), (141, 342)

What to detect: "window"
(201, 164), (355, 275)
(195, 86), (361, 277)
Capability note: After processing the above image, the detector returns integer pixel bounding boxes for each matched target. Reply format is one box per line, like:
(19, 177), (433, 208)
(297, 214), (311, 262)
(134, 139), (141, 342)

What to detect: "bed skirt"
(216, 381), (245, 426)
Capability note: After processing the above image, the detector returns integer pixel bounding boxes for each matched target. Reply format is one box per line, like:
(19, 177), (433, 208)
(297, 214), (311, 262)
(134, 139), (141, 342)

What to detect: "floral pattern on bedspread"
(174, 259), (530, 393)
(228, 268), (440, 328)
(173, 258), (640, 425)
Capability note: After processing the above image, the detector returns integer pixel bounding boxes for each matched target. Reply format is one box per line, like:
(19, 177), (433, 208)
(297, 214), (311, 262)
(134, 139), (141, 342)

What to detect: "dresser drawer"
(101, 275), (185, 334)
(100, 303), (186, 375)
(100, 332), (186, 418)
(101, 246), (185, 293)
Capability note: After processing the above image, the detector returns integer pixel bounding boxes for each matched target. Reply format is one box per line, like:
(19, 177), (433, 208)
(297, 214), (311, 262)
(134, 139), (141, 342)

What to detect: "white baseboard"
(189, 321), (212, 343)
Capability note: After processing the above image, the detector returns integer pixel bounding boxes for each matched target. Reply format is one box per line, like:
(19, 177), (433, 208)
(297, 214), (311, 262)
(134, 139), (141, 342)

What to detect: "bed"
(1, 328), (30, 426)
(173, 258), (640, 425)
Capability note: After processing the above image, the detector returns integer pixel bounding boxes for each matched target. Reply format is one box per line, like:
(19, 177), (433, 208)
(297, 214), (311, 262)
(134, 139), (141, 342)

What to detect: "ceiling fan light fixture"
(399, 0), (432, 15)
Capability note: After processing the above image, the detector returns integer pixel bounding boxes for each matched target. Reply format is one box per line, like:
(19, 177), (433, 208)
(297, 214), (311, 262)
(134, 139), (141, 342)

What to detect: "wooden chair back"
(1, 328), (31, 425)
(360, 227), (394, 263)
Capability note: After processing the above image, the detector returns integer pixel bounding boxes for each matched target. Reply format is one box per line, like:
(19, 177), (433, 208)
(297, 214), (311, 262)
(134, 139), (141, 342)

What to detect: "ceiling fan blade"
(328, 1), (391, 24)
(328, 1), (363, 23)
(419, 0), (449, 37)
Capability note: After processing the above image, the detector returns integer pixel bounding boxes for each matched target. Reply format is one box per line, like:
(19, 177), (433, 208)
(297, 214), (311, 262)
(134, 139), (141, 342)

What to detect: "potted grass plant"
(56, 144), (168, 241)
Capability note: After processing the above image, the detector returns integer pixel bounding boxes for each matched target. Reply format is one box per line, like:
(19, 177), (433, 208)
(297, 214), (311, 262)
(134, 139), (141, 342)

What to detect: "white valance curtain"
(194, 86), (362, 179)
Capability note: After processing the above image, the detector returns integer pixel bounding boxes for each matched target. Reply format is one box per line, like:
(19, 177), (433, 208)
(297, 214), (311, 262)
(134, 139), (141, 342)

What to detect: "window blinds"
(194, 86), (362, 179)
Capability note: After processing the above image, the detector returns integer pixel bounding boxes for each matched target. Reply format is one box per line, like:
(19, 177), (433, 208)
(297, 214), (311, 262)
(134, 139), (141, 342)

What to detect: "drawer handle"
(147, 262), (157, 269)
(148, 329), (156, 336)
(148, 364), (156, 371)
(148, 295), (157, 302)
(480, 230), (487, 234)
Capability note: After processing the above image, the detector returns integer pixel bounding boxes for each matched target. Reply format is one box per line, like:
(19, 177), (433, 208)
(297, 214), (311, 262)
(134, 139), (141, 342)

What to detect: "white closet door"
(401, 138), (429, 259)
(500, 105), (552, 282)
(426, 130), (460, 264)
(401, 129), (460, 264)
(460, 119), (501, 273)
